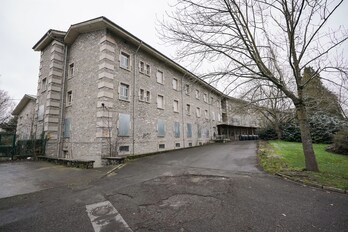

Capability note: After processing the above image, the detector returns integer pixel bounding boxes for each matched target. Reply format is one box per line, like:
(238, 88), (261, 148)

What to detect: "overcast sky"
(0, 0), (175, 103)
(1, 0), (347, 104)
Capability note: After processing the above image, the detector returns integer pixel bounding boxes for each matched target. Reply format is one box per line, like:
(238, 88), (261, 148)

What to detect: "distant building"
(12, 94), (36, 140)
(29, 17), (260, 167)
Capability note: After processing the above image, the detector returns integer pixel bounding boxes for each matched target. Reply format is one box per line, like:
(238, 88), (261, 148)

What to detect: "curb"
(275, 172), (347, 195)
(101, 163), (126, 178)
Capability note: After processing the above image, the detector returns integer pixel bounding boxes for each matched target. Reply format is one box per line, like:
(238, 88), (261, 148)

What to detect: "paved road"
(0, 141), (347, 232)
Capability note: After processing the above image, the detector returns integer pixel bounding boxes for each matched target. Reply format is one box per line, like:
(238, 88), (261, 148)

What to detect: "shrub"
(257, 127), (278, 140)
(328, 128), (348, 155)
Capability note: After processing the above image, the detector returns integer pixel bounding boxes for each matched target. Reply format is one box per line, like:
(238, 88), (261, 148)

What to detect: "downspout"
(57, 45), (68, 158)
(181, 73), (186, 147)
(132, 41), (143, 156)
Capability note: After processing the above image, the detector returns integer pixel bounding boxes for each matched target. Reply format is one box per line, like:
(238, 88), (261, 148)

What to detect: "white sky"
(0, 0), (347, 104)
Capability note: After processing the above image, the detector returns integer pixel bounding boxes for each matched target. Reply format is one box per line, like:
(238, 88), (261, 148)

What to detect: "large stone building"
(30, 17), (260, 167)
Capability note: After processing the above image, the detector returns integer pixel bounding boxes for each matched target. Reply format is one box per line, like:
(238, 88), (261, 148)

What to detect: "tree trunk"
(274, 120), (282, 140)
(296, 104), (319, 172)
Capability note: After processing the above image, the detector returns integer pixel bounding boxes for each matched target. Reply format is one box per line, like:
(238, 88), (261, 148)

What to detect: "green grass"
(258, 140), (348, 190)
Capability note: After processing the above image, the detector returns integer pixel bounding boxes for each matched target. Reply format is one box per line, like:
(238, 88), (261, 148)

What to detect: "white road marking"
(86, 200), (133, 232)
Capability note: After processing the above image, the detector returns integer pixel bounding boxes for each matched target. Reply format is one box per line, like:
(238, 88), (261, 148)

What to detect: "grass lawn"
(258, 140), (348, 190)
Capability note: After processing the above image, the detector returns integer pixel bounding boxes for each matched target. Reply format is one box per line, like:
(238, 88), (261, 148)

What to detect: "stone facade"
(12, 95), (36, 140)
(31, 17), (260, 167)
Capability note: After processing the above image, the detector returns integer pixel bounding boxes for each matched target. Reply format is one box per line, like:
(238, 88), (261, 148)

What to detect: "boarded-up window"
(197, 124), (202, 138)
(118, 113), (130, 136)
(157, 119), (166, 137)
(187, 123), (192, 138)
(64, 118), (71, 138)
(38, 105), (44, 121)
(174, 121), (180, 138)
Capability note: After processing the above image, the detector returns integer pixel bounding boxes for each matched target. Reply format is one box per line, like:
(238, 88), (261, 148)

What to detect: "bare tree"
(0, 90), (14, 125)
(160, 0), (348, 171)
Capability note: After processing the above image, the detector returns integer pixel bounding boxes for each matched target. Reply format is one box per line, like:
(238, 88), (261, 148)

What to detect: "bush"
(328, 128), (348, 155)
(257, 127), (278, 140)
(281, 112), (346, 144)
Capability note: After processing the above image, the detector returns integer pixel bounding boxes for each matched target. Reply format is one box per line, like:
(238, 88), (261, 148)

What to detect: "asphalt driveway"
(1, 141), (347, 232)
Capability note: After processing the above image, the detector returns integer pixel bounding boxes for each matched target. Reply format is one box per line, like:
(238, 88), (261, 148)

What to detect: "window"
(145, 91), (150, 102)
(38, 104), (44, 121)
(156, 70), (164, 84)
(67, 91), (73, 106)
(118, 113), (130, 136)
(175, 143), (181, 148)
(211, 97), (214, 104)
(139, 61), (145, 73)
(120, 52), (130, 69)
(212, 112), (215, 121)
(218, 113), (221, 122)
(186, 104), (191, 115)
(217, 100), (220, 108)
(174, 122), (180, 138)
(189, 142), (192, 147)
(120, 83), (129, 100)
(157, 119), (166, 137)
(195, 89), (200, 99)
(139, 89), (151, 102)
(197, 124), (202, 138)
(69, 63), (74, 77)
(64, 118), (71, 138)
(173, 100), (179, 112)
(187, 123), (192, 138)
(172, 78), (178, 90)
(196, 107), (201, 117)
(159, 144), (165, 149)
(157, 95), (164, 109)
(203, 93), (208, 103)
(41, 78), (47, 92)
(119, 146), (130, 152)
(139, 89), (145, 101)
(184, 84), (190, 95)
(146, 64), (151, 75)
(205, 110), (208, 119)
(205, 128), (210, 138)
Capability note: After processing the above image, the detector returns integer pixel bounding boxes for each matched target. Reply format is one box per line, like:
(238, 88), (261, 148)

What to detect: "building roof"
(32, 16), (225, 96)
(12, 94), (36, 116)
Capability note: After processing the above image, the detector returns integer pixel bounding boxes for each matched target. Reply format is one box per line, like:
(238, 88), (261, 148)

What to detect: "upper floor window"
(173, 100), (179, 112)
(212, 111), (216, 121)
(195, 89), (200, 99)
(157, 95), (164, 109)
(156, 70), (164, 84)
(146, 64), (151, 75)
(67, 90), (73, 106)
(139, 61), (145, 73)
(172, 78), (178, 90)
(186, 104), (191, 115)
(203, 93), (208, 103)
(120, 51), (130, 70)
(196, 107), (201, 117)
(41, 77), (47, 92)
(205, 109), (209, 119)
(184, 84), (190, 95)
(120, 83), (129, 101)
(69, 63), (74, 77)
(139, 89), (151, 103)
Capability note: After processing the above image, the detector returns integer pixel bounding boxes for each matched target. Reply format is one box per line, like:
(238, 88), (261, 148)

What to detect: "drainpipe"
(181, 73), (187, 147)
(57, 45), (68, 158)
(132, 41), (143, 156)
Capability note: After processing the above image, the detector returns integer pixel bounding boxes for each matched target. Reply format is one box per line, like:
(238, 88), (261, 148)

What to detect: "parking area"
(0, 161), (108, 199)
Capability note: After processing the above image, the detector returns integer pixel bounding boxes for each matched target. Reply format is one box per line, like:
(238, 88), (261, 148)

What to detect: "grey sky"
(1, 0), (347, 104)
(0, 0), (175, 103)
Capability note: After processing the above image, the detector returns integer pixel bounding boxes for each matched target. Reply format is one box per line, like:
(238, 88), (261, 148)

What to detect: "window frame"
(156, 70), (164, 84)
(172, 78), (178, 90)
(173, 100), (179, 112)
(157, 95), (164, 109)
(120, 51), (131, 70)
(66, 90), (73, 106)
(195, 89), (200, 99)
(119, 83), (130, 101)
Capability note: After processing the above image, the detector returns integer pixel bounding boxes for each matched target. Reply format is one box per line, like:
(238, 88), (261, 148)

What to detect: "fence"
(0, 133), (16, 157)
